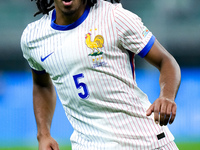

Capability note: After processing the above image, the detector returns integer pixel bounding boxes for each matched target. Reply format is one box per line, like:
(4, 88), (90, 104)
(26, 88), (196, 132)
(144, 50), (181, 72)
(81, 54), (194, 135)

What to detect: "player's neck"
(54, 4), (87, 26)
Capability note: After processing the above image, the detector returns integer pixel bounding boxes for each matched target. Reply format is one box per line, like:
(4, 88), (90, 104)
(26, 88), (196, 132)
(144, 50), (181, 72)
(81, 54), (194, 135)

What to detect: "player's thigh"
(156, 141), (179, 150)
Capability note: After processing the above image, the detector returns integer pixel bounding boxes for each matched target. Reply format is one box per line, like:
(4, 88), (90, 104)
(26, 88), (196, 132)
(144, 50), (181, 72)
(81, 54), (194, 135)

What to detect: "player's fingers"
(50, 146), (59, 150)
(159, 103), (167, 126)
(153, 103), (161, 124)
(169, 104), (177, 124)
(146, 104), (154, 116)
(163, 114), (170, 126)
(51, 143), (59, 150)
(163, 104), (172, 125)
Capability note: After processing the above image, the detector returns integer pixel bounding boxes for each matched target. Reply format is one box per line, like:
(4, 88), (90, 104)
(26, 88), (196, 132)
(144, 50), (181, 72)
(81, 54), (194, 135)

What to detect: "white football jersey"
(21, 0), (174, 149)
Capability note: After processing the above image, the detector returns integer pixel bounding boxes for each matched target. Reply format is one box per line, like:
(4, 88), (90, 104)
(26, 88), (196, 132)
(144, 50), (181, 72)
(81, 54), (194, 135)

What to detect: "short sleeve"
(114, 4), (155, 57)
(20, 25), (45, 72)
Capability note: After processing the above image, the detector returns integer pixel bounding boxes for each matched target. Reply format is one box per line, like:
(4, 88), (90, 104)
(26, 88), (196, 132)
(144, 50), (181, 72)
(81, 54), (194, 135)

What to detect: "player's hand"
(38, 135), (59, 150)
(146, 97), (177, 126)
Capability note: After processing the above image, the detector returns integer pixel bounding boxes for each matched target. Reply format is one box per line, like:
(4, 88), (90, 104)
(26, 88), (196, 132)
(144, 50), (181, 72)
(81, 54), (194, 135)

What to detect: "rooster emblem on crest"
(85, 33), (104, 56)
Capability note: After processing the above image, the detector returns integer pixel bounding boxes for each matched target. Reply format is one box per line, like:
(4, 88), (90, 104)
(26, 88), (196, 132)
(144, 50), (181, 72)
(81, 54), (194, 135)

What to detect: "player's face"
(54, 0), (86, 24)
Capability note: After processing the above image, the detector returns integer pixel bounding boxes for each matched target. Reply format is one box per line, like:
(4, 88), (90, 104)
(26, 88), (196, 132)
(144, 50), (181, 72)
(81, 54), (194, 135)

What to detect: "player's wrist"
(158, 94), (175, 102)
(37, 131), (51, 142)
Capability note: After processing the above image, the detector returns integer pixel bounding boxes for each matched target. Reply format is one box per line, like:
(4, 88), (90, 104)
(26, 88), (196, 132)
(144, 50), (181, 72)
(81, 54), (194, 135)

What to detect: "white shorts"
(155, 141), (179, 150)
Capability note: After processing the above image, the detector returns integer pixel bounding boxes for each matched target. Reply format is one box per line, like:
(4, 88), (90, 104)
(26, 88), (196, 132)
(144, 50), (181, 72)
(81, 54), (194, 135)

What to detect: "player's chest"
(35, 27), (116, 75)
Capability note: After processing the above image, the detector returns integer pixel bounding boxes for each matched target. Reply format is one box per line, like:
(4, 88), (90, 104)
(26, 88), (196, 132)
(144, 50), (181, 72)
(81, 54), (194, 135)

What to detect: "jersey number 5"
(73, 73), (90, 99)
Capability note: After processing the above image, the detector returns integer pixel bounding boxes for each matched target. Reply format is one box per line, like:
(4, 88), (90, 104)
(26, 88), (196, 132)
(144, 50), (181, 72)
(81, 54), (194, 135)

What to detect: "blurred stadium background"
(0, 0), (200, 149)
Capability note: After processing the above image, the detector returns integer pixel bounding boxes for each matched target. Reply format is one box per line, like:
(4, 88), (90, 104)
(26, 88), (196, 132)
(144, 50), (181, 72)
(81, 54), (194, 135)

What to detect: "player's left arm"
(145, 39), (181, 126)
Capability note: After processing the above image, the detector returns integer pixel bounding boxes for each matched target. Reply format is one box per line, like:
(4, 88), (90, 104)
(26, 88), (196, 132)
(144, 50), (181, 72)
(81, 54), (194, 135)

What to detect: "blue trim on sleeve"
(51, 5), (90, 31)
(32, 69), (46, 75)
(138, 35), (156, 58)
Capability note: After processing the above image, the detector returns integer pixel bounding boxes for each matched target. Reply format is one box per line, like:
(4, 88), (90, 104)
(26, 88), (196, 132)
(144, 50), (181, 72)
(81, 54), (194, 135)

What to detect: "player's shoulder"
(98, 0), (122, 10)
(21, 11), (53, 40)
(97, 0), (139, 19)
(91, 0), (123, 19)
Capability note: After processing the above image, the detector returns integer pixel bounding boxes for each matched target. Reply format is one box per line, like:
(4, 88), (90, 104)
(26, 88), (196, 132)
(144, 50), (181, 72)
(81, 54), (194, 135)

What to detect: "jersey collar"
(51, 5), (90, 31)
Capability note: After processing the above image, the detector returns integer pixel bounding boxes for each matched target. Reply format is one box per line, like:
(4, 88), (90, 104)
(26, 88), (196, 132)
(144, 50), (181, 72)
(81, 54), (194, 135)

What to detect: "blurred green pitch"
(0, 142), (200, 150)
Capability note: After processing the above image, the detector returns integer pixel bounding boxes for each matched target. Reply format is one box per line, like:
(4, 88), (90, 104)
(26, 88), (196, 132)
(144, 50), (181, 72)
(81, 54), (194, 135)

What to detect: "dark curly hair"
(31, 0), (121, 17)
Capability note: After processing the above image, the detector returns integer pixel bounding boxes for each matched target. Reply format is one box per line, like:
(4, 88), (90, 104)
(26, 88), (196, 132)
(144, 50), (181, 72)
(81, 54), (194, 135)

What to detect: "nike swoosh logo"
(41, 52), (54, 62)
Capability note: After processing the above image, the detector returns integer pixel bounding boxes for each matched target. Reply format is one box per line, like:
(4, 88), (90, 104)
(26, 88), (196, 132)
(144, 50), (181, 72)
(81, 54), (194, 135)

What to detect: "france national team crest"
(85, 29), (107, 68)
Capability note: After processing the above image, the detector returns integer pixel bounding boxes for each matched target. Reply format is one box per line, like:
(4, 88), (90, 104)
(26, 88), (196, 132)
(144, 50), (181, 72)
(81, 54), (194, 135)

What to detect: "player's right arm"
(32, 70), (59, 150)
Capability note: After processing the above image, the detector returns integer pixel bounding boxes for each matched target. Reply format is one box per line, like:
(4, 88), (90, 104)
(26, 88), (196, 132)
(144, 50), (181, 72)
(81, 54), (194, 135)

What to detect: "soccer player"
(21, 0), (181, 149)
